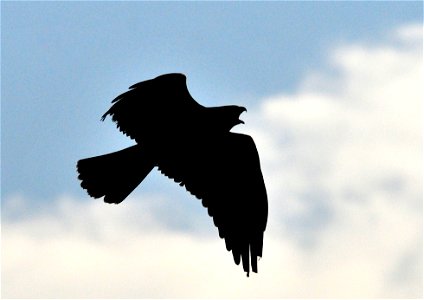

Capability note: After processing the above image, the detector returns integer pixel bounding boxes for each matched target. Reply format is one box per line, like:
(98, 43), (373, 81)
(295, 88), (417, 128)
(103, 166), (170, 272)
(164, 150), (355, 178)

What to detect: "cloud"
(395, 23), (423, 44)
(2, 23), (422, 298)
(242, 22), (422, 296)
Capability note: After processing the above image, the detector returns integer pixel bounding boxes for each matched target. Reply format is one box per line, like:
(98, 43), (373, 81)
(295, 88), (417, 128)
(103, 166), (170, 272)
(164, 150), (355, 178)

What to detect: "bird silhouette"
(77, 73), (268, 276)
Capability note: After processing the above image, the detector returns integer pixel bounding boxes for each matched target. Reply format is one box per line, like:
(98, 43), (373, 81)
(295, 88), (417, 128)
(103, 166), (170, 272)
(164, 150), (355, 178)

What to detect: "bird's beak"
(238, 107), (247, 124)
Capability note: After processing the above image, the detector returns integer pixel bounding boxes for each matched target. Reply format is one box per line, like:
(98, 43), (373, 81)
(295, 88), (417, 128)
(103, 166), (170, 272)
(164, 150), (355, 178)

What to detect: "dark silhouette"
(77, 73), (268, 276)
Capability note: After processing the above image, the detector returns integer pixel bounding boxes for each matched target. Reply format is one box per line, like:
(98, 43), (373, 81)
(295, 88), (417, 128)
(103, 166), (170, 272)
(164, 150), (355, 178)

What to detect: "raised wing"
(101, 73), (204, 143)
(157, 133), (268, 276)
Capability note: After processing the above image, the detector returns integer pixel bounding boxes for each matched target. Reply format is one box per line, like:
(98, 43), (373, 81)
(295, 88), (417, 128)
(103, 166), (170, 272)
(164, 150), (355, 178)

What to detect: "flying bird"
(76, 73), (268, 276)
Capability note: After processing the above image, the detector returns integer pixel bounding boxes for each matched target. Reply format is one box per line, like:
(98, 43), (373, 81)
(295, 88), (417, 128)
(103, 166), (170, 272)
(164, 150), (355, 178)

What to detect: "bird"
(76, 73), (268, 276)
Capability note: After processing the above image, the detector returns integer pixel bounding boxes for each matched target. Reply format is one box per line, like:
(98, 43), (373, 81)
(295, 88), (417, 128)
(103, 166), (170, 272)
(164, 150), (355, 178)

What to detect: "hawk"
(77, 73), (268, 276)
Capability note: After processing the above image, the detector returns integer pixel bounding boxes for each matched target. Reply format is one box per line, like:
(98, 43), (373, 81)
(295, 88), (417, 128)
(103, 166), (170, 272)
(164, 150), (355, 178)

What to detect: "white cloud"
(242, 22), (422, 296)
(2, 23), (422, 298)
(395, 24), (423, 44)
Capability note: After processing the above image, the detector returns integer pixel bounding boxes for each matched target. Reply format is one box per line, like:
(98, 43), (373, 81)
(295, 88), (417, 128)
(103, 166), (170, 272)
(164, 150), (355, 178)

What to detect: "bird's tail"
(77, 145), (155, 204)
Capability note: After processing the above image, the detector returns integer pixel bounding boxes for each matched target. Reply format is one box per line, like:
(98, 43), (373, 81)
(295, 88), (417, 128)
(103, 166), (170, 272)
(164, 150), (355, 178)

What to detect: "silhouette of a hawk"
(77, 73), (268, 276)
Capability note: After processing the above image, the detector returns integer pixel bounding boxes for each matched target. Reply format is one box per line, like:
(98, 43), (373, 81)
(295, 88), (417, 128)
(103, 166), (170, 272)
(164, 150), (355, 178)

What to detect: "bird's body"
(77, 73), (268, 276)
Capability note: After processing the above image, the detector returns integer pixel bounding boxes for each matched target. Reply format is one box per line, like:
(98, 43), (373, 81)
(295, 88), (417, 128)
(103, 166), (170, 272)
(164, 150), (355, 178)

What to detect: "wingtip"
(100, 110), (109, 121)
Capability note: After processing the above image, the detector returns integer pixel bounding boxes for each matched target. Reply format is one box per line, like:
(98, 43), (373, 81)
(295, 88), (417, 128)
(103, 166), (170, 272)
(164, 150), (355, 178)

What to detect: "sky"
(1, 1), (423, 298)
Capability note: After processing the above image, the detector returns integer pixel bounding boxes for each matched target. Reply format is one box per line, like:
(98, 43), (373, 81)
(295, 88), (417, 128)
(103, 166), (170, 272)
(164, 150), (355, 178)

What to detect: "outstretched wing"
(157, 133), (268, 276)
(101, 73), (203, 143)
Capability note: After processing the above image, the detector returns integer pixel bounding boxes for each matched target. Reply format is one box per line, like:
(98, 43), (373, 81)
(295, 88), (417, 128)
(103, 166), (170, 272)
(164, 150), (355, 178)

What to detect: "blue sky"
(2, 2), (423, 298)
(2, 1), (422, 201)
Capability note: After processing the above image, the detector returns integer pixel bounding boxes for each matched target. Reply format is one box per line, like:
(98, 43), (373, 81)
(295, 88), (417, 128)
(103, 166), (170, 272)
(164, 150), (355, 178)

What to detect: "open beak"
(238, 107), (247, 124)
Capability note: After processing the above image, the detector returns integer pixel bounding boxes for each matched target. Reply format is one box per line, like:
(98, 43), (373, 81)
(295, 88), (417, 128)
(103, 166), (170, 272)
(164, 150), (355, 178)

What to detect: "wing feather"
(158, 133), (268, 276)
(101, 73), (204, 143)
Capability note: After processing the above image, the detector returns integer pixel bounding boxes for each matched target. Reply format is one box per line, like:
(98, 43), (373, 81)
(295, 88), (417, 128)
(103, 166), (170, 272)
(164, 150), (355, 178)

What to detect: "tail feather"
(77, 145), (155, 204)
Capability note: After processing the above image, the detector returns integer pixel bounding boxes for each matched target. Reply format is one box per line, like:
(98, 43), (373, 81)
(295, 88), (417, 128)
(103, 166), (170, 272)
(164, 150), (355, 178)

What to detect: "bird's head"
(219, 105), (247, 131)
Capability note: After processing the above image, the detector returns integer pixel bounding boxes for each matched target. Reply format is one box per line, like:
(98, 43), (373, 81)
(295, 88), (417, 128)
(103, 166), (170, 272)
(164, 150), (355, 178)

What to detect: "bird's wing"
(101, 73), (203, 143)
(157, 133), (268, 276)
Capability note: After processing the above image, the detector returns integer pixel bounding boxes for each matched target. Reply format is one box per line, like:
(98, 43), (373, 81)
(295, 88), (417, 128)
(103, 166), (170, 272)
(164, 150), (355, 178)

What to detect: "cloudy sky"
(2, 2), (423, 298)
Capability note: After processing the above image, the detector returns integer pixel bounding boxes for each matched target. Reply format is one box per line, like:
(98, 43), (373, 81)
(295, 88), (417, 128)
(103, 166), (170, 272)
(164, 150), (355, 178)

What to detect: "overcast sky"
(2, 2), (423, 298)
